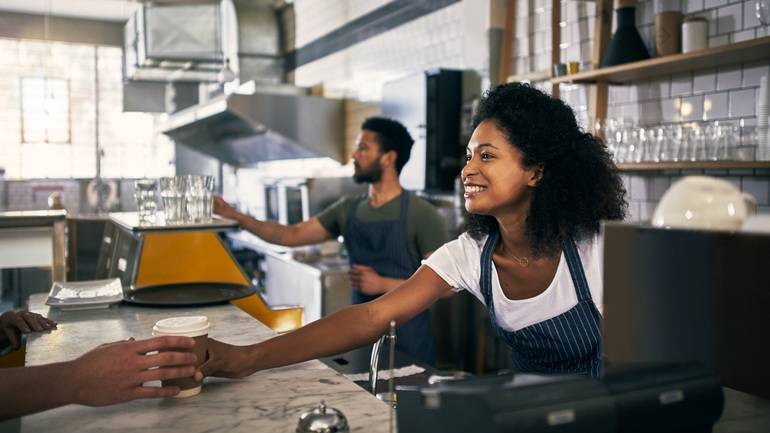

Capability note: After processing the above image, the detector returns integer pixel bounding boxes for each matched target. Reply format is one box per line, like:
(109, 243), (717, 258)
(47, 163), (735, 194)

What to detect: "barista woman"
(199, 82), (627, 379)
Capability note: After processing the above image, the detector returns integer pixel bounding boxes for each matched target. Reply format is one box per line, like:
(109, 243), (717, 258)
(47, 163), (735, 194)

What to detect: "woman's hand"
(196, 338), (257, 380)
(0, 310), (57, 350)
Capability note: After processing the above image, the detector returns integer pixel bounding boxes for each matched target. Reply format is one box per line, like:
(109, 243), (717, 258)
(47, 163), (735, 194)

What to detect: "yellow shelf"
(616, 161), (770, 171)
(552, 36), (770, 85)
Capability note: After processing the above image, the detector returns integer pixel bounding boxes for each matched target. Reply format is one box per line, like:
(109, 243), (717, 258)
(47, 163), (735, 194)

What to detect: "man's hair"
(361, 117), (414, 174)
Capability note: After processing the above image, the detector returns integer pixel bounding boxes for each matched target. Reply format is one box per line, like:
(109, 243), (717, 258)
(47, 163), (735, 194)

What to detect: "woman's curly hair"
(465, 82), (627, 256)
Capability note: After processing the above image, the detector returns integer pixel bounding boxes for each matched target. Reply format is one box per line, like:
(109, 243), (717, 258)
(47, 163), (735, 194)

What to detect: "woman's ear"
(527, 164), (544, 187)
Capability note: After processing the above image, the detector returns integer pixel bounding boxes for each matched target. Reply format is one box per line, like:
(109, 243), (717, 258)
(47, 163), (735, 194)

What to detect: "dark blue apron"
(344, 191), (435, 365)
(479, 227), (603, 377)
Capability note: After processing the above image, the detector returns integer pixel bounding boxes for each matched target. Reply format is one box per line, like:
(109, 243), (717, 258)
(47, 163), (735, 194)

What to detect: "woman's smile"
(464, 183), (487, 197)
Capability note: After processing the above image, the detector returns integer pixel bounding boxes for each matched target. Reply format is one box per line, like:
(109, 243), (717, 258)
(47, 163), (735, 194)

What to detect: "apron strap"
(562, 238), (593, 303)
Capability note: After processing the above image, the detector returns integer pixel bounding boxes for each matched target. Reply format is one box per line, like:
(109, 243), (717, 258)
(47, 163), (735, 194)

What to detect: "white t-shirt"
(423, 232), (603, 332)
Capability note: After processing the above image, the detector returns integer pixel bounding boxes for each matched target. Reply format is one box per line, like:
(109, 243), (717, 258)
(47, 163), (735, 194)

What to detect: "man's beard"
(353, 160), (383, 183)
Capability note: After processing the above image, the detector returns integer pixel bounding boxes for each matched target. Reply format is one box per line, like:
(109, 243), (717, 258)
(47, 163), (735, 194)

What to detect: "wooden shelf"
(616, 161), (770, 171)
(506, 70), (550, 83)
(552, 36), (770, 85)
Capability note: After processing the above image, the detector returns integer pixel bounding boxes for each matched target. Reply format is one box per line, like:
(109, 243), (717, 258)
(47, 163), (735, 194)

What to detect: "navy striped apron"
(479, 228), (603, 377)
(344, 191), (435, 365)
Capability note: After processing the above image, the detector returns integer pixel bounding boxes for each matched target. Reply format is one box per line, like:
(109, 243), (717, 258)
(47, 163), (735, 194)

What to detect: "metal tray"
(123, 283), (255, 306)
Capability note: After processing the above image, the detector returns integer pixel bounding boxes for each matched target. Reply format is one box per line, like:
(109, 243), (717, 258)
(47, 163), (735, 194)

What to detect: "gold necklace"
(511, 254), (529, 267)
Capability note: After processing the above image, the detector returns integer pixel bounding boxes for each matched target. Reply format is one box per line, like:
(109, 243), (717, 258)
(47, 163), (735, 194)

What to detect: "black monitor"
(602, 222), (770, 398)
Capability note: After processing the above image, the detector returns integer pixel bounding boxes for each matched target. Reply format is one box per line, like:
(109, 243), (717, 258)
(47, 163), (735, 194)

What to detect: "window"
(20, 77), (71, 144)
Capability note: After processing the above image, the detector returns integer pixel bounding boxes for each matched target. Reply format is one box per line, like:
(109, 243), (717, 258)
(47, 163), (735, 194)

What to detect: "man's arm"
(0, 336), (197, 420)
(213, 196), (331, 246)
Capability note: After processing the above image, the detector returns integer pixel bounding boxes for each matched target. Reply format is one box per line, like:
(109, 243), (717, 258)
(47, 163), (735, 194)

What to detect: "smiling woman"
(465, 82), (627, 258)
(196, 83), (628, 382)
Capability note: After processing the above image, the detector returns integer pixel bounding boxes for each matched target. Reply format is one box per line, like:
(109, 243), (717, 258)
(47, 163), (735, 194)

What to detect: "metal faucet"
(368, 320), (397, 396)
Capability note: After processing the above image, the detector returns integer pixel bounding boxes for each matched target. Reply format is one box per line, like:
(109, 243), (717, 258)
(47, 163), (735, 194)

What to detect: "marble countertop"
(9, 294), (389, 433)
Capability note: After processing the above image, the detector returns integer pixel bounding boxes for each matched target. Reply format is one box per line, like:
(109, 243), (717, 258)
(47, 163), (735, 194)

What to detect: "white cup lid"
(153, 316), (210, 337)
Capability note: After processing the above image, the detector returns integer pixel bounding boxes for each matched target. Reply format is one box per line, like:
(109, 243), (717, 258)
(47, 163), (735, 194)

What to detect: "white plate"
(46, 278), (124, 311)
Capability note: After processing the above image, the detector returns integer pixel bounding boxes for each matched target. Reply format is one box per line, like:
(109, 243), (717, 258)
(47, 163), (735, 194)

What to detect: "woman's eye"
(464, 154), (471, 162)
(480, 152), (492, 160)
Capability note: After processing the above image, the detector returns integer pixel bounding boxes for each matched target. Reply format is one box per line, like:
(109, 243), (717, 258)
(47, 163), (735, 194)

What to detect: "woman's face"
(461, 120), (541, 216)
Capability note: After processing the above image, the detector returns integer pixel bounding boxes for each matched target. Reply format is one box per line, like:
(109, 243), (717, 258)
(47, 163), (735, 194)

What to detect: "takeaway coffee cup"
(152, 316), (210, 398)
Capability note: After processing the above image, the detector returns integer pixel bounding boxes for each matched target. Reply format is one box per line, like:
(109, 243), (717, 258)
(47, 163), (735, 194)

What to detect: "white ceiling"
(0, 0), (141, 22)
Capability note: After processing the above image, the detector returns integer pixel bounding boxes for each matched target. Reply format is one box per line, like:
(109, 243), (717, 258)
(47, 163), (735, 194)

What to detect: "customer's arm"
(213, 196), (331, 246)
(198, 265), (453, 379)
(0, 336), (197, 420)
(0, 310), (57, 351)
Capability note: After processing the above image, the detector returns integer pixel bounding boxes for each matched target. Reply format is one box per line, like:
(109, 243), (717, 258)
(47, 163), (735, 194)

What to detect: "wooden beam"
(0, 11), (123, 46)
(551, 0), (561, 98)
(589, 0), (613, 133)
(498, 0), (516, 85)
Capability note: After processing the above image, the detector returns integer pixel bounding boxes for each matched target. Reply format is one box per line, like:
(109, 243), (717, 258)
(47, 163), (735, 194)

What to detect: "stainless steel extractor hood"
(159, 83), (345, 166)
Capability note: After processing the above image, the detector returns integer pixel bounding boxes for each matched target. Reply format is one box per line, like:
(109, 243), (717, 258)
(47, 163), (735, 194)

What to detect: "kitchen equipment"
(259, 176), (365, 225)
(382, 69), (480, 192)
(651, 176), (756, 230)
(603, 222), (770, 398)
(602, 0), (651, 67)
(160, 82), (345, 166)
(296, 401), (350, 433)
(396, 363), (723, 433)
(682, 16), (707, 53)
(96, 211), (255, 305)
(258, 247), (351, 324)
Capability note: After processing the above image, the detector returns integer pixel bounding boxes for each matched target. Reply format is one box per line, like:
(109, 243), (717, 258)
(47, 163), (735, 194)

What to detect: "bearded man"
(214, 117), (448, 364)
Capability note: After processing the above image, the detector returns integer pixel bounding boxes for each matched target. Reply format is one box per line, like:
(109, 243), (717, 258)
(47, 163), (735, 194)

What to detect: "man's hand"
(195, 338), (256, 380)
(349, 264), (385, 296)
(68, 336), (197, 406)
(0, 310), (57, 351)
(213, 196), (240, 220)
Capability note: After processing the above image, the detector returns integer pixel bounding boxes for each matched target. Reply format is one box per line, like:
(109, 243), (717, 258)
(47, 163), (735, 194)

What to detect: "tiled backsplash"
(0, 178), (140, 213)
(292, 0), (770, 222)
(513, 0), (770, 221)
(293, 0), (472, 101)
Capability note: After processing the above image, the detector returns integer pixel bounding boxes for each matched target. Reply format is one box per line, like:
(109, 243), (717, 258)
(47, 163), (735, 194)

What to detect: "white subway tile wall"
(294, 0), (467, 101)
(0, 39), (174, 181)
(291, 0), (770, 222)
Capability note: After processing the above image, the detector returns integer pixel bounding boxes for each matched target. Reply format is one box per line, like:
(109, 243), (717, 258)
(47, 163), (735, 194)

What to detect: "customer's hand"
(196, 338), (254, 380)
(213, 196), (240, 220)
(68, 336), (197, 406)
(0, 310), (57, 351)
(349, 264), (384, 296)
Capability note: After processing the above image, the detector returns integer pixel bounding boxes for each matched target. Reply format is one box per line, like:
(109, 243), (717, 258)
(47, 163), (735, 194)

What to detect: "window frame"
(19, 76), (72, 145)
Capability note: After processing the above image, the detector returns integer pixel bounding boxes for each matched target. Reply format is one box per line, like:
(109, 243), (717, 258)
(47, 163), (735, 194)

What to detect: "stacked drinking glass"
(159, 175), (215, 224)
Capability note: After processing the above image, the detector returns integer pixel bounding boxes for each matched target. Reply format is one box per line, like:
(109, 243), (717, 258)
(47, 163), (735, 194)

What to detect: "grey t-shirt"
(316, 192), (448, 259)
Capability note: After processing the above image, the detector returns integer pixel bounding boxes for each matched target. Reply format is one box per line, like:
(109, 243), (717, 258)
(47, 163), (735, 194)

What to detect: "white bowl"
(652, 176), (755, 231)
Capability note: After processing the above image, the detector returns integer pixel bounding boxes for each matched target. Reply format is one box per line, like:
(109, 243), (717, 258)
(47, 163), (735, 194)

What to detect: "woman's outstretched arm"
(198, 265), (453, 379)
